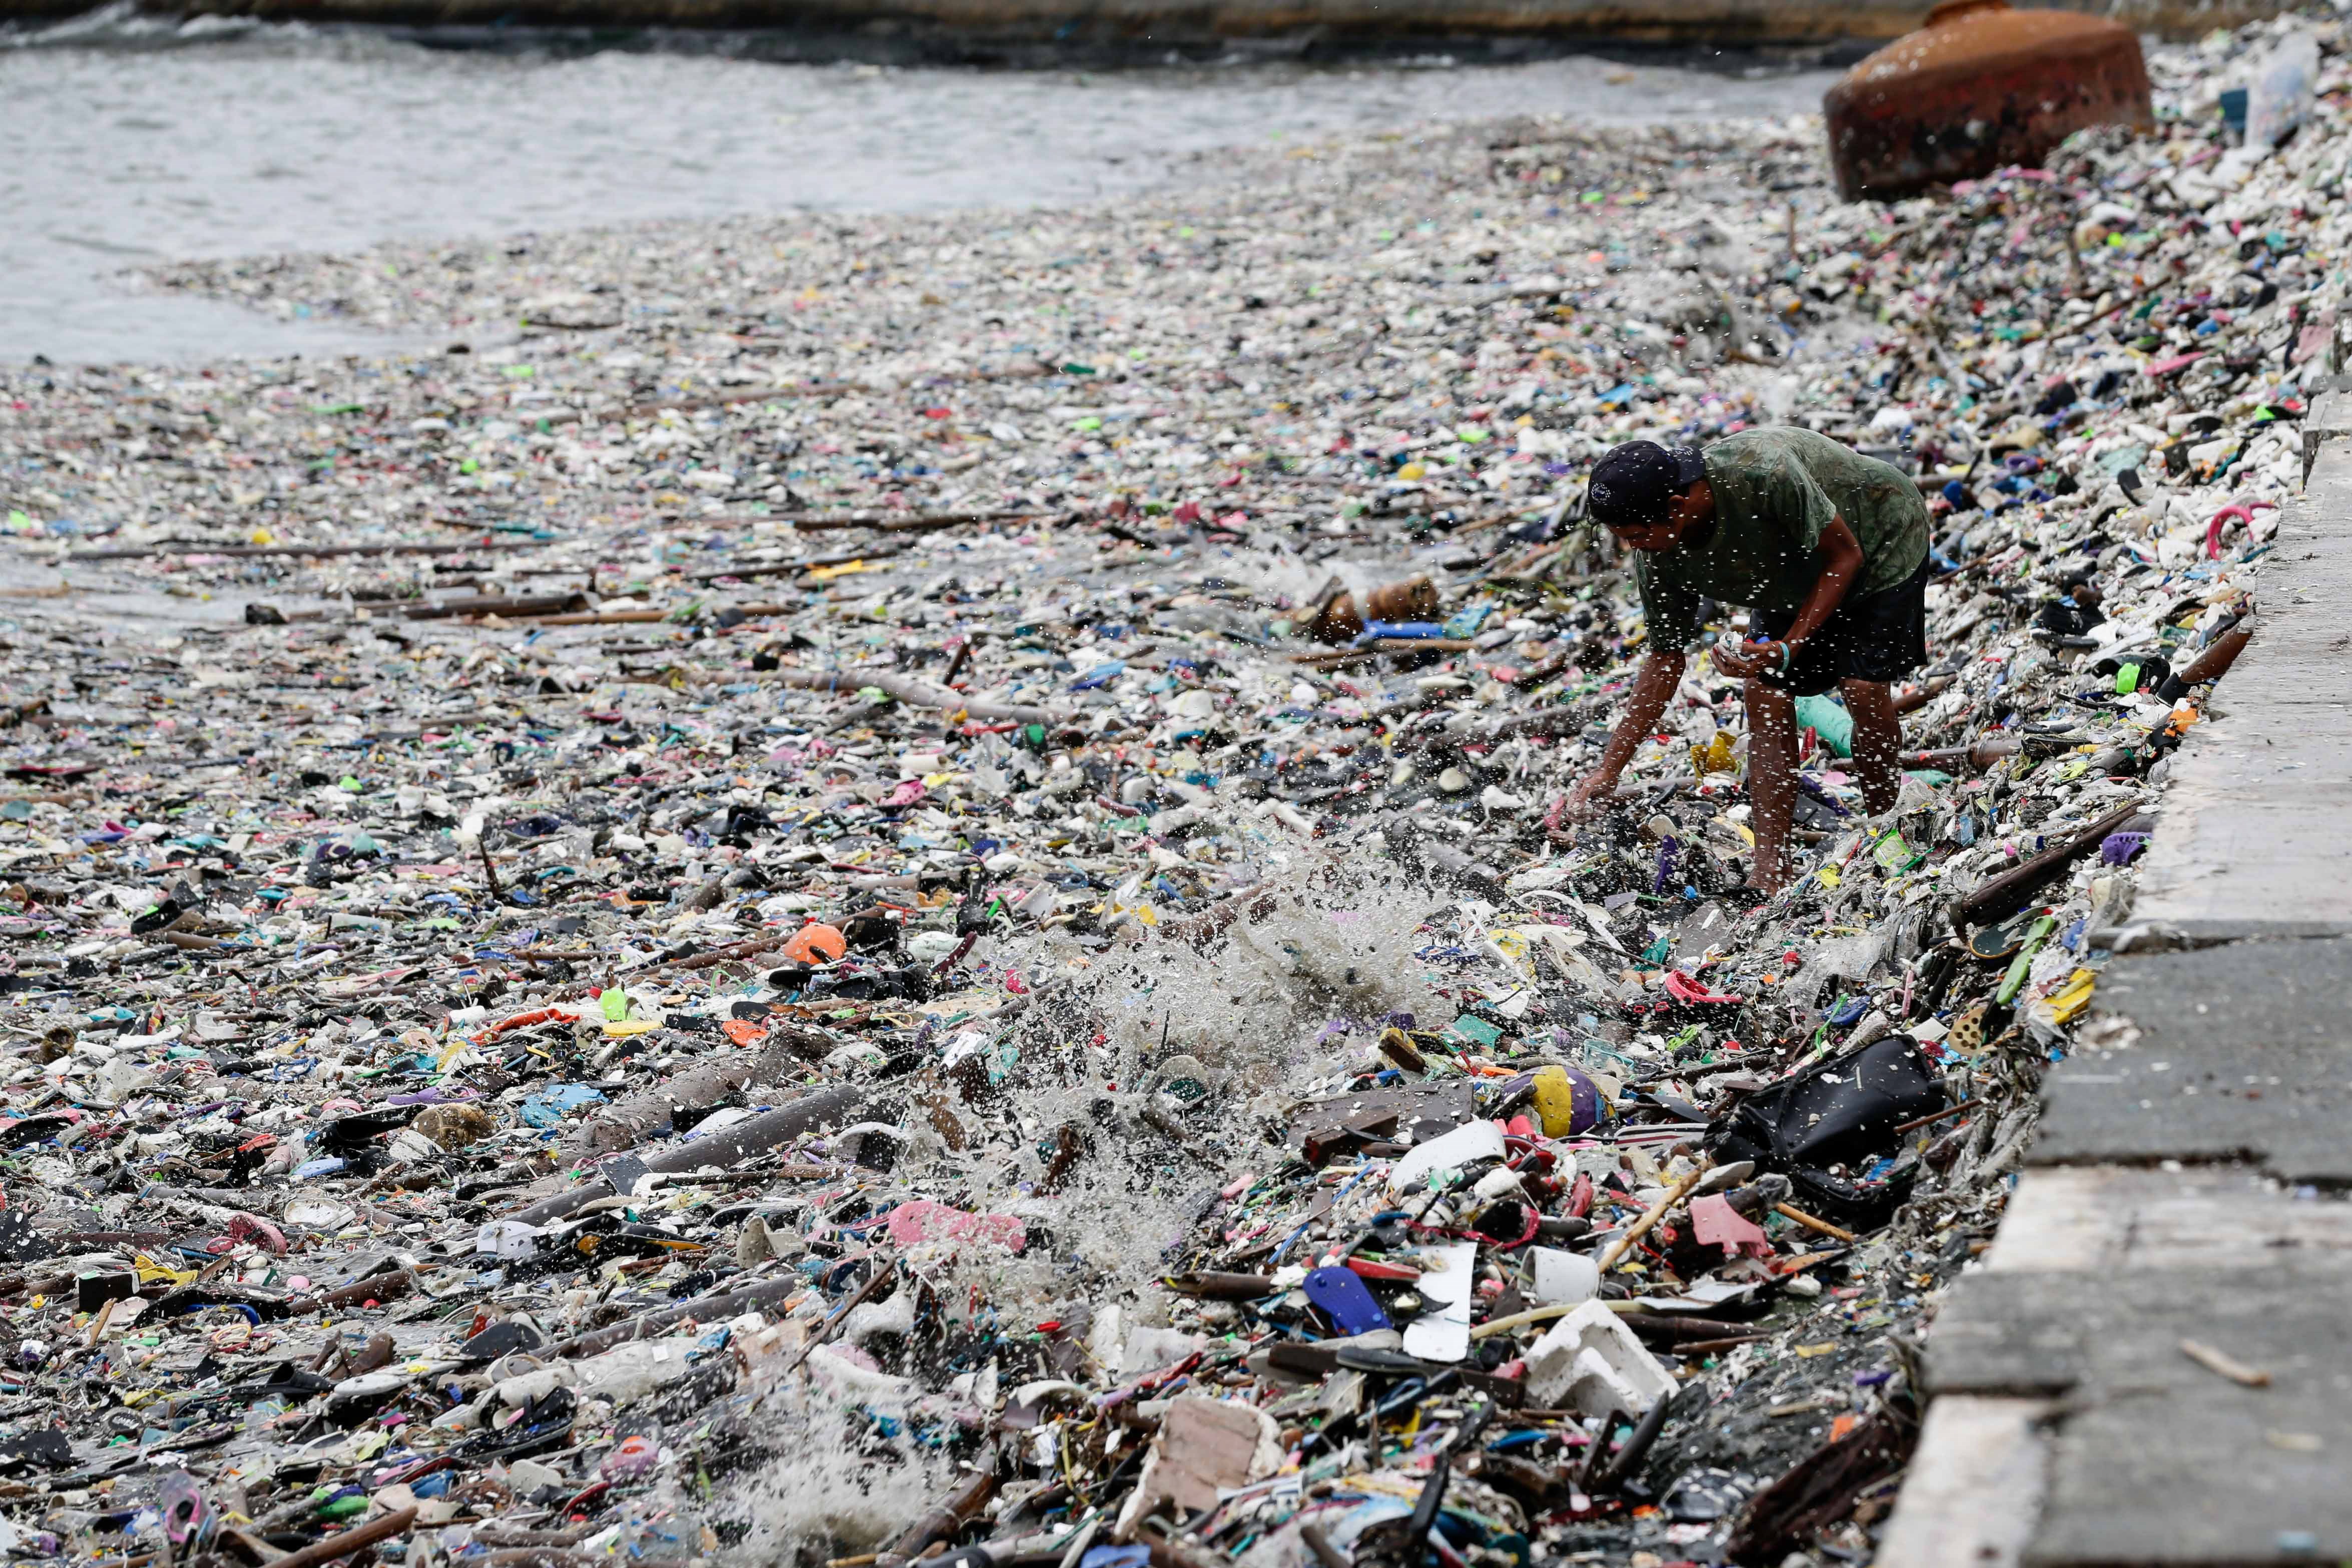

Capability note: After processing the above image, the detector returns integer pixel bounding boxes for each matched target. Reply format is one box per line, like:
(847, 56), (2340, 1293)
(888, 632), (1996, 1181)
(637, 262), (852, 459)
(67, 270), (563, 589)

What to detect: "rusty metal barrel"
(1823, 0), (2153, 201)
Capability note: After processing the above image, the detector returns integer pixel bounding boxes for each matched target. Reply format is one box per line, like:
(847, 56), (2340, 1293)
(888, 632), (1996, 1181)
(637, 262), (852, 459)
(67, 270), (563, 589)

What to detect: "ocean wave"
(2, 1), (280, 50)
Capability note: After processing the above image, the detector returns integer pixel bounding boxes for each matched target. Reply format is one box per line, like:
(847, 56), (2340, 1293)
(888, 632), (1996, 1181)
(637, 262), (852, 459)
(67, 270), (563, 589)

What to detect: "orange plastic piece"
(485, 1007), (566, 1036)
(781, 922), (846, 964)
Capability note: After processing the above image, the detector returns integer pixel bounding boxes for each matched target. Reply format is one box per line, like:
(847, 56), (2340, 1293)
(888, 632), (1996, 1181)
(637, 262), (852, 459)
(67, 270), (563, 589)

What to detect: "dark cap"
(1588, 440), (1707, 530)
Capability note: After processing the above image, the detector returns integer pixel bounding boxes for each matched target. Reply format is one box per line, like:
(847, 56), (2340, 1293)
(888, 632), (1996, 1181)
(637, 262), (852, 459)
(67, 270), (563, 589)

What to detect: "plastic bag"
(2247, 29), (2318, 150)
(1707, 1034), (1944, 1226)
(1792, 693), (1854, 758)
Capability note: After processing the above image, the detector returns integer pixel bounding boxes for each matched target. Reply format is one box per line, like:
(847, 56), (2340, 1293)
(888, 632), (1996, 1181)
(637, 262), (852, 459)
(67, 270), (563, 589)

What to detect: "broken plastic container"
(1529, 1246), (1601, 1306)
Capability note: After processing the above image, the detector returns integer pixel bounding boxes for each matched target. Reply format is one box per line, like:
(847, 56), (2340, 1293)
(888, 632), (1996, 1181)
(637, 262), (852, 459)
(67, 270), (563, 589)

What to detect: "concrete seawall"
(1875, 399), (2352, 1568)
(0, 0), (2291, 47)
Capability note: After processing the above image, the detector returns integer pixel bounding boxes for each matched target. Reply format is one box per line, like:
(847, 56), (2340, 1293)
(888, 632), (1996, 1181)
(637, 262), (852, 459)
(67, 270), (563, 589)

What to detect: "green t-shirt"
(1634, 426), (1930, 649)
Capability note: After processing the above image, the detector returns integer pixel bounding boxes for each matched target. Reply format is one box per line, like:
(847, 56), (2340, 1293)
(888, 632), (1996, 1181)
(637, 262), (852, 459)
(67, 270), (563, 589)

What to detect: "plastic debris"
(0, 12), (2323, 1564)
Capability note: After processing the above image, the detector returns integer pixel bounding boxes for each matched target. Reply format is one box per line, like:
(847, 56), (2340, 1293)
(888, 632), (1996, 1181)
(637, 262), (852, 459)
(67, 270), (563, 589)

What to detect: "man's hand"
(1555, 773), (1618, 826)
(1712, 636), (1791, 681)
(1560, 648), (1685, 841)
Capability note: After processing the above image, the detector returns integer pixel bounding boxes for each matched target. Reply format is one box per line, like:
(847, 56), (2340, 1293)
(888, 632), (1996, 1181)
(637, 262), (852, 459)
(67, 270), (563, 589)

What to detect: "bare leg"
(1743, 678), (1798, 891)
(1840, 678), (1904, 816)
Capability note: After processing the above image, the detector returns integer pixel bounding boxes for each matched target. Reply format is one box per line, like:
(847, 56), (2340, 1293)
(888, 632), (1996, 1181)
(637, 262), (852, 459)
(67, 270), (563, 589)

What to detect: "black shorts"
(1751, 559), (1929, 697)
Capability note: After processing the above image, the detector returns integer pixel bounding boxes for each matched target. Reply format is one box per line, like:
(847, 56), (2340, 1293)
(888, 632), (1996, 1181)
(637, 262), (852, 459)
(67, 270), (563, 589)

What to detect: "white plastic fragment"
(1386, 1120), (1507, 1197)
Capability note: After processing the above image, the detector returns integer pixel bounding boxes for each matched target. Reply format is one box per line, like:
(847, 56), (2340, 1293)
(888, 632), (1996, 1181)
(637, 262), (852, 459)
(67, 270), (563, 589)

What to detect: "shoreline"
(0, 40), (1836, 365)
(2, 0), (2297, 48)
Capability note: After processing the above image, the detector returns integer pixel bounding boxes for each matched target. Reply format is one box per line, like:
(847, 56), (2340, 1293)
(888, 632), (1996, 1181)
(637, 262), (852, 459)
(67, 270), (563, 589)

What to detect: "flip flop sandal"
(1967, 907), (2047, 961)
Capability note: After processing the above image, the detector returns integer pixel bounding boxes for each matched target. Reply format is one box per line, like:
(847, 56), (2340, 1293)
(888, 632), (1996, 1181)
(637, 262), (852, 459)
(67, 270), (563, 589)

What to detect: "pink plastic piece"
(600, 1434), (661, 1481)
(227, 1213), (288, 1256)
(2204, 499), (2276, 559)
(1689, 1193), (1774, 1259)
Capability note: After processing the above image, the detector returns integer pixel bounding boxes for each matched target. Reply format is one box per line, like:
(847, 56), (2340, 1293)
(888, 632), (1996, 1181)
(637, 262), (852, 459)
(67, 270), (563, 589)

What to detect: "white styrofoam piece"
(1524, 1299), (1677, 1415)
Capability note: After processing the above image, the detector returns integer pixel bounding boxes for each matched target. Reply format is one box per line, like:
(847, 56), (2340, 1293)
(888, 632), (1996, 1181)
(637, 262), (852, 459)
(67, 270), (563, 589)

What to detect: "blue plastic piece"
(1303, 1266), (1391, 1335)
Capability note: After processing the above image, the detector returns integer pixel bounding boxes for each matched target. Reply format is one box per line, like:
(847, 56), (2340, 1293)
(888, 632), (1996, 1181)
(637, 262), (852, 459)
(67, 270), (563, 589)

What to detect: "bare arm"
(1562, 648), (1687, 816)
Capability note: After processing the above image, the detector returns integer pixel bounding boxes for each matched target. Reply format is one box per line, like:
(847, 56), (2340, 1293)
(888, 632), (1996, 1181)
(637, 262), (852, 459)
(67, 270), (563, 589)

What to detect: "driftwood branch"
(65, 540), (549, 564)
(756, 665), (1072, 725)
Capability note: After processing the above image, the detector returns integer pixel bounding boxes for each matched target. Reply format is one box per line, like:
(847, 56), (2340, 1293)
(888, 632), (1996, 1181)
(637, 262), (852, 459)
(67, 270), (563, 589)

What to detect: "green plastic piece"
(1447, 1014), (1503, 1049)
(1793, 693), (1854, 758)
(1871, 829), (1921, 874)
(1996, 915), (2057, 1005)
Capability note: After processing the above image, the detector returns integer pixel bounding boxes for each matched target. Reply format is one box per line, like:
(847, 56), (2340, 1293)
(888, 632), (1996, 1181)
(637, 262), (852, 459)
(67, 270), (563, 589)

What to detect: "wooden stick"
(1301, 1525), (1351, 1568)
(771, 1262), (899, 1384)
(2179, 1337), (2270, 1387)
(791, 509), (1039, 533)
(1956, 798), (2145, 928)
(1891, 675), (1952, 716)
(619, 360), (1053, 422)
(550, 927), (803, 998)
(1894, 1097), (1979, 1136)
(1510, 653), (1574, 690)
(652, 929), (797, 974)
(264, 1507), (418, 1568)
(687, 544), (911, 584)
(1597, 1164), (1709, 1273)
(885, 1448), (999, 1558)
(506, 609), (670, 626)
(1773, 1203), (1857, 1243)
(406, 592), (589, 622)
(1287, 649), (1383, 672)
(1290, 637), (1476, 667)
(1469, 1299), (1642, 1342)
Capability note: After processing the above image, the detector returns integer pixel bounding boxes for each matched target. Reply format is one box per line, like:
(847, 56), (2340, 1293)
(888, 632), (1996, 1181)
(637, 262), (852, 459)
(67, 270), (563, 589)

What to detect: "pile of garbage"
(0, 13), (2327, 1567)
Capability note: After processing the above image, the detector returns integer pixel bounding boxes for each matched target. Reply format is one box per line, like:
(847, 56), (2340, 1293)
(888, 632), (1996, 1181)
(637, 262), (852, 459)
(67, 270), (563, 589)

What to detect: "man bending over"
(1562, 429), (1930, 892)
